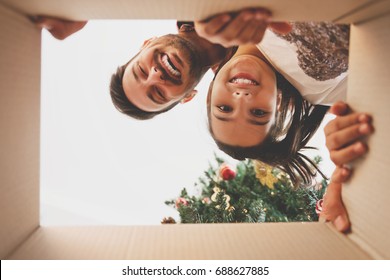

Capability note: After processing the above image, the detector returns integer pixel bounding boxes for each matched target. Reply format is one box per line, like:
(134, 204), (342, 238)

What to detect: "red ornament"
(315, 199), (323, 215)
(175, 197), (188, 209)
(219, 163), (236, 180)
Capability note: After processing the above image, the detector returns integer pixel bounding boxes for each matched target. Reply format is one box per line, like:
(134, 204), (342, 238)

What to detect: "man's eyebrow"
(132, 64), (139, 82)
(213, 113), (270, 126)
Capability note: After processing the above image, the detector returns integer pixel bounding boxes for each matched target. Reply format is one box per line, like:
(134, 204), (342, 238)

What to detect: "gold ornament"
(212, 187), (232, 210)
(215, 194), (231, 210)
(211, 186), (222, 202)
(253, 160), (277, 189)
(224, 194), (231, 210)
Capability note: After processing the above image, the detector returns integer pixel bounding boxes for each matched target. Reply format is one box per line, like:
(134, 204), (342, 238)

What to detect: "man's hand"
(30, 15), (88, 40)
(324, 101), (374, 167)
(194, 8), (292, 48)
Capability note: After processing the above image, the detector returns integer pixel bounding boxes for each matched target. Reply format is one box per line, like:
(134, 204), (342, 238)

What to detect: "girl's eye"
(217, 105), (233, 113)
(251, 109), (266, 117)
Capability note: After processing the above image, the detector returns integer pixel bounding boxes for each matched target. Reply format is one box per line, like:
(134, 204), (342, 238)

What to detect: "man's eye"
(138, 63), (147, 76)
(251, 109), (266, 117)
(217, 105), (233, 113)
(155, 86), (163, 96)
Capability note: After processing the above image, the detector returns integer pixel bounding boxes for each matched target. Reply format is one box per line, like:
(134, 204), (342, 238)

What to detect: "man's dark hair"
(109, 56), (180, 120)
(208, 69), (329, 187)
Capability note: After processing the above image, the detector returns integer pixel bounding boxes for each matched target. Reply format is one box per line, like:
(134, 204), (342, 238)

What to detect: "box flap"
(8, 223), (370, 260)
(0, 0), (374, 22)
(335, 0), (390, 23)
(0, 4), (41, 259)
(344, 13), (390, 260)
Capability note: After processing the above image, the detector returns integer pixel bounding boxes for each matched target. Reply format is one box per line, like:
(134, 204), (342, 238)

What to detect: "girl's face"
(210, 54), (279, 147)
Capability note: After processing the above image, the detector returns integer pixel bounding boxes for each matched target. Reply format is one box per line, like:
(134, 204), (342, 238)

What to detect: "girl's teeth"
(231, 78), (258, 85)
(162, 55), (181, 77)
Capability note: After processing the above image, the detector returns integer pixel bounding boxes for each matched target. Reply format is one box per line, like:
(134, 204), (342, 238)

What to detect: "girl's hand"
(195, 8), (292, 48)
(320, 166), (352, 232)
(324, 101), (374, 167)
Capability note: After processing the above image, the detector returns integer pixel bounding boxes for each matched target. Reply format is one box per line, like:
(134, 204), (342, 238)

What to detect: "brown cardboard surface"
(8, 223), (370, 260)
(335, 0), (390, 24)
(0, 4), (41, 259)
(343, 13), (390, 260)
(0, 0), (374, 22)
(0, 0), (389, 260)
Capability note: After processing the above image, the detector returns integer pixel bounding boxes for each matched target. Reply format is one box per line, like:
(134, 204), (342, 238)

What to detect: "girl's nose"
(234, 91), (251, 97)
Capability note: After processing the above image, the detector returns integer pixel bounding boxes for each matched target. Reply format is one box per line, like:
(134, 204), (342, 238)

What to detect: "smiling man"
(109, 22), (229, 120)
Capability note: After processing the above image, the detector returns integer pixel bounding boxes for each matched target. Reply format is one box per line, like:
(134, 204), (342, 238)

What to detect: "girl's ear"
(180, 90), (198, 104)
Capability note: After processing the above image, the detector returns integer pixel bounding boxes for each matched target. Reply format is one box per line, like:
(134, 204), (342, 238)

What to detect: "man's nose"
(148, 66), (165, 83)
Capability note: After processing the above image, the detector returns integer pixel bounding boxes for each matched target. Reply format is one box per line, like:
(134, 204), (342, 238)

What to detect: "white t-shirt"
(257, 29), (348, 106)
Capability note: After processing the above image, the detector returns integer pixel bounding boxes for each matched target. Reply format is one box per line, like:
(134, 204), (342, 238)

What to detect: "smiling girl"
(206, 22), (350, 186)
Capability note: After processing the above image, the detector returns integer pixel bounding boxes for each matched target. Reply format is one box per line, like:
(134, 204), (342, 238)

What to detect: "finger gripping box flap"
(0, 0), (389, 260)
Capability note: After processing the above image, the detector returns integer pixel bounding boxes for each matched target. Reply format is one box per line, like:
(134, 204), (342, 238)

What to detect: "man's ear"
(180, 90), (198, 104)
(141, 37), (157, 49)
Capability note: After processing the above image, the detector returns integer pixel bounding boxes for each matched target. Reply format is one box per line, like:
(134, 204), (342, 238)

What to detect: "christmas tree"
(165, 155), (327, 224)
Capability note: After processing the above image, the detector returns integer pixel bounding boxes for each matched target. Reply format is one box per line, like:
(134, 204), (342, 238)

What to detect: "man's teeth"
(231, 78), (258, 85)
(162, 55), (181, 77)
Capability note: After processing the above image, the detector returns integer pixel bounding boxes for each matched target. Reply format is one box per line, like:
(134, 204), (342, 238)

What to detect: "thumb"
(329, 101), (350, 116)
(269, 22), (292, 35)
(334, 213), (351, 233)
(30, 16), (57, 30)
(331, 166), (352, 184)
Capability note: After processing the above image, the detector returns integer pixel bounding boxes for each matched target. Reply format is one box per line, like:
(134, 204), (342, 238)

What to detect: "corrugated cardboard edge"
(0, 3), (41, 259)
(334, 0), (390, 24)
(0, 0), (375, 22)
(342, 12), (390, 260)
(8, 223), (370, 260)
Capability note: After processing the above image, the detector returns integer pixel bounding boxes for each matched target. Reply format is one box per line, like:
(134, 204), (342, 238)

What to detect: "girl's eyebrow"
(247, 118), (270, 126)
(213, 113), (270, 126)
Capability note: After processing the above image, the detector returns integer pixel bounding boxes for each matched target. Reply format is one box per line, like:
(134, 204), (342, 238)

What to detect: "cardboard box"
(1, 0), (389, 260)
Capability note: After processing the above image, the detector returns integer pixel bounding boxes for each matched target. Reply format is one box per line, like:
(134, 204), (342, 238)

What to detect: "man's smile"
(161, 54), (181, 78)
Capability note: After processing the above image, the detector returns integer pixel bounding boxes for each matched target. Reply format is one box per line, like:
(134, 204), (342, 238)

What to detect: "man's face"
(122, 34), (202, 112)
